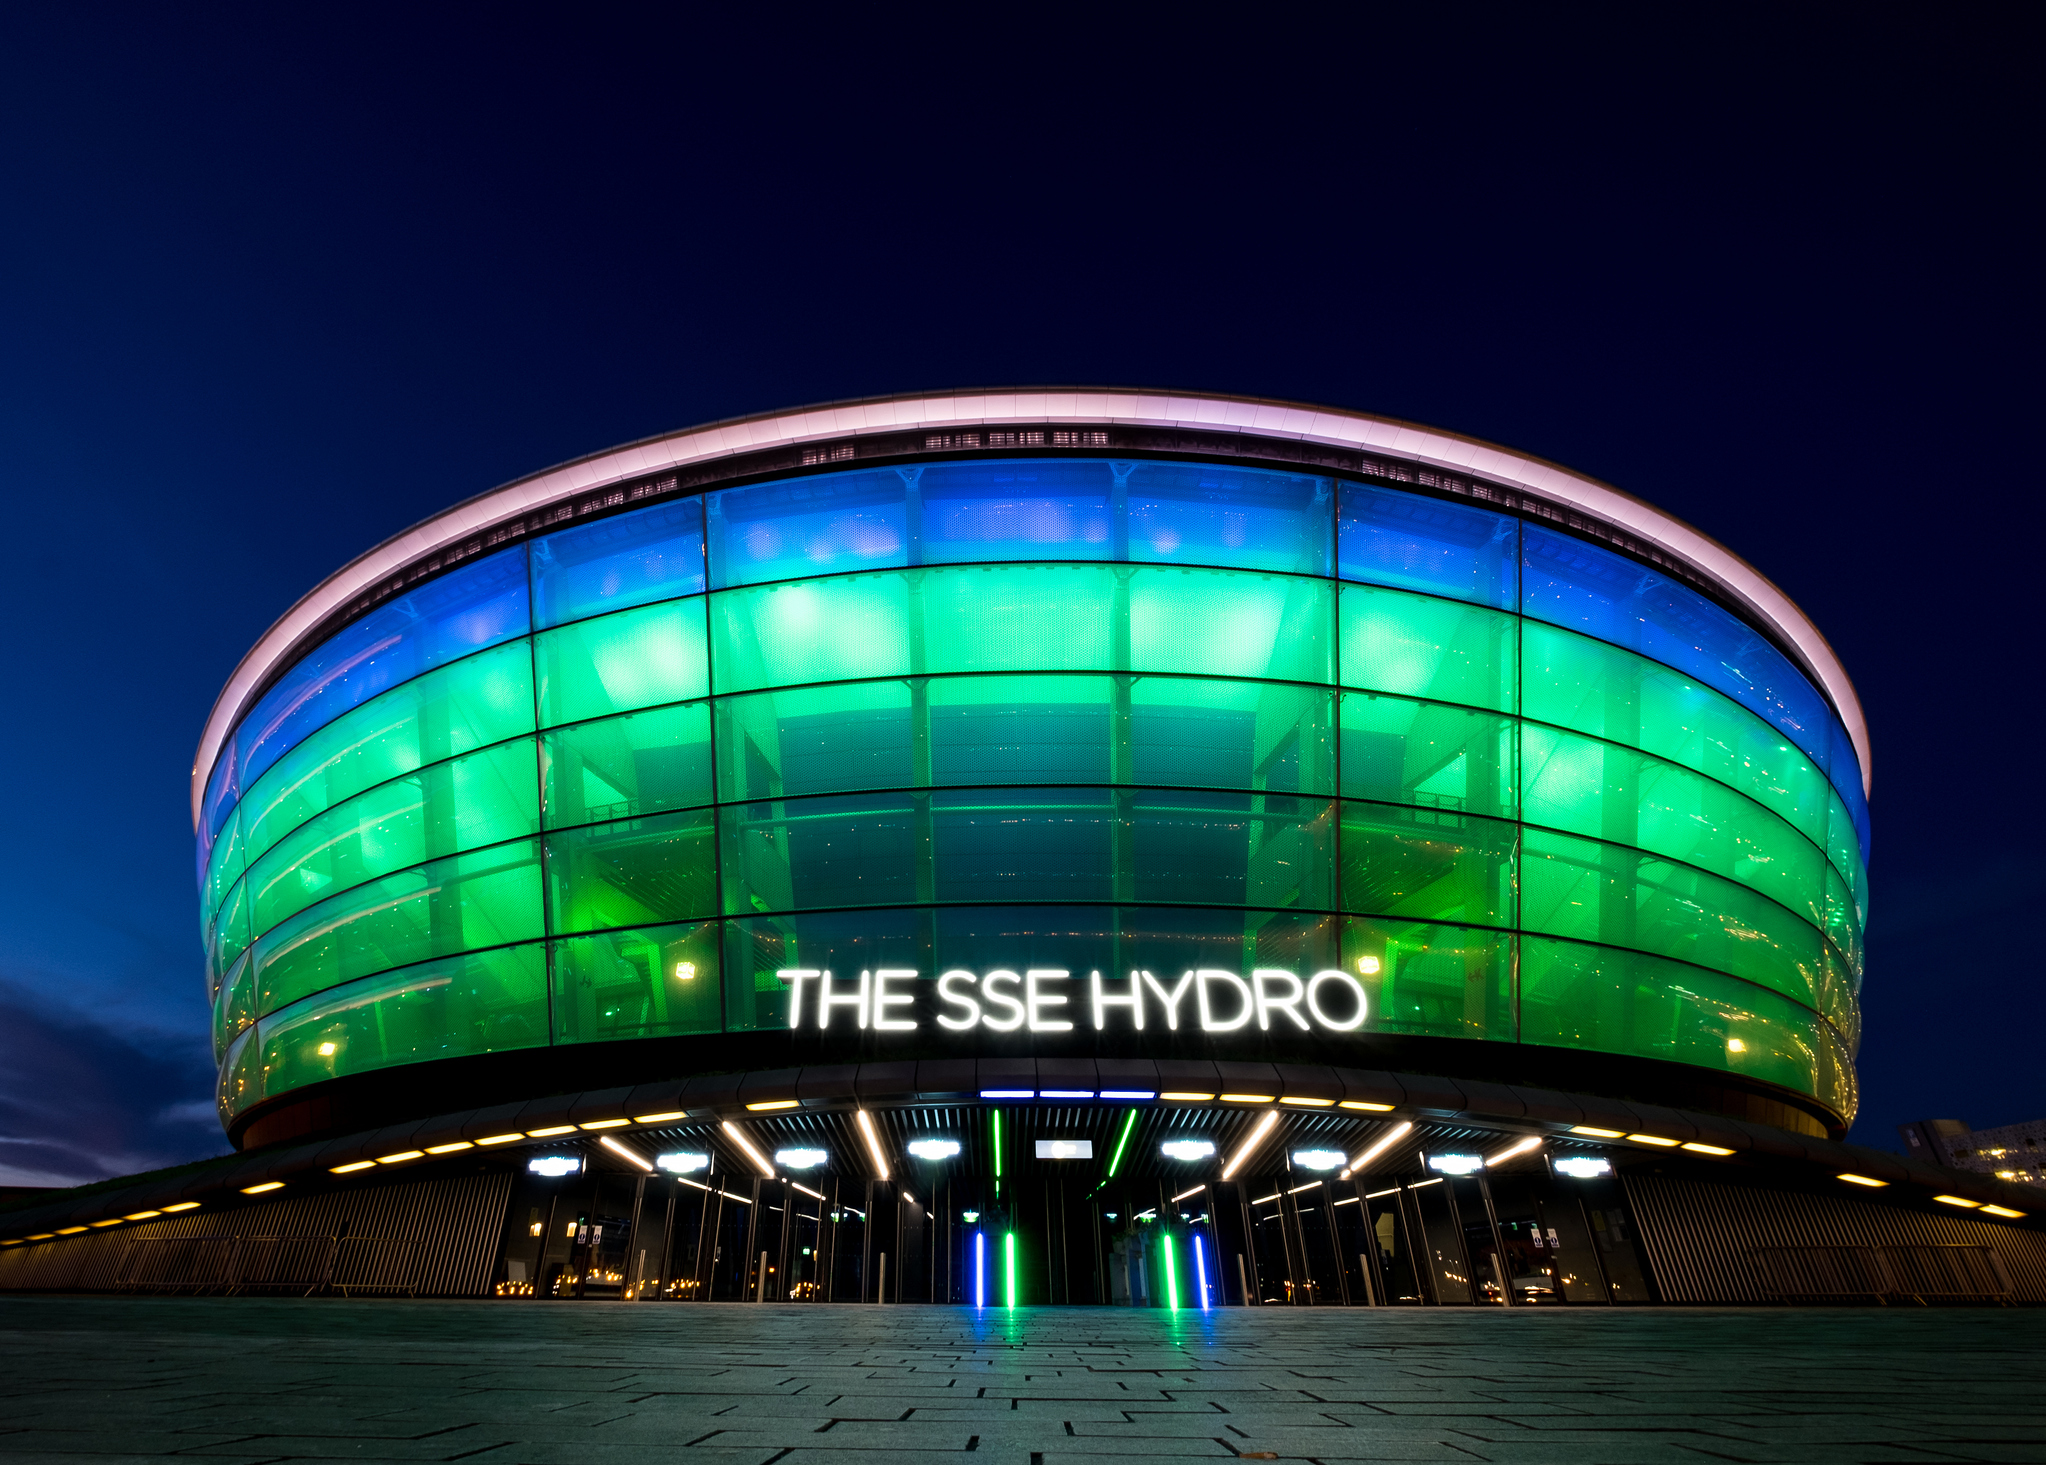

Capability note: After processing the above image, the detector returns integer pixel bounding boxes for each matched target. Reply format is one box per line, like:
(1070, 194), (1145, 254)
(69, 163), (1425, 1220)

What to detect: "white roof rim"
(191, 387), (1871, 827)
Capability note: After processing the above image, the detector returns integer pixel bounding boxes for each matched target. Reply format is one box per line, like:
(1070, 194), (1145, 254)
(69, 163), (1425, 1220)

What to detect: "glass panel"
(722, 906), (928, 1032)
(545, 808), (717, 935)
(252, 838), (543, 1017)
(1122, 461), (1333, 575)
(1521, 526), (1867, 858)
(256, 943), (549, 1098)
(235, 547), (530, 791)
(535, 597), (709, 727)
(1128, 678), (1335, 796)
(1522, 622), (1863, 907)
(712, 565), (1336, 695)
(1519, 935), (1828, 1103)
(719, 788), (1334, 915)
(1340, 917), (1514, 1042)
(239, 640), (537, 868)
(212, 949), (253, 1064)
(531, 497), (705, 629)
(1337, 481), (1516, 608)
(542, 701), (713, 828)
(1339, 584), (1516, 712)
(246, 739), (540, 939)
(1338, 694), (1516, 820)
(717, 680), (917, 802)
(1520, 827), (1825, 1014)
(1340, 803), (1516, 926)
(206, 878), (250, 1003)
(200, 806), (244, 933)
(1128, 567), (1334, 685)
(199, 742), (239, 867)
(552, 920), (722, 1043)
(707, 468), (910, 588)
(1520, 723), (1829, 934)
(918, 459), (1113, 563)
(218, 1025), (259, 1121)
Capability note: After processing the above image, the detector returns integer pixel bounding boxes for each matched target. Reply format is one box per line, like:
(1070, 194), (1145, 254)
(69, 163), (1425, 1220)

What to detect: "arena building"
(2, 390), (2039, 1306)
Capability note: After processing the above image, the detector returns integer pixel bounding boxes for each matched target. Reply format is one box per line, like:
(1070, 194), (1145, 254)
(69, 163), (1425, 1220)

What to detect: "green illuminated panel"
(219, 1026), (258, 1120)
(236, 640), (536, 876)
(201, 808), (243, 939)
(252, 838), (543, 1017)
(535, 597), (708, 728)
(256, 943), (548, 1099)
(1340, 803), (1516, 926)
(552, 920), (722, 1044)
(1339, 693), (1516, 819)
(1339, 583), (1517, 712)
(545, 808), (717, 935)
(720, 789), (1335, 916)
(1340, 915), (1514, 1043)
(1521, 827), (1827, 1017)
(212, 950), (253, 1064)
(1519, 723), (1828, 934)
(1519, 935), (1843, 1111)
(206, 878), (250, 1003)
(542, 700), (712, 828)
(246, 739), (540, 940)
(1522, 622), (1863, 912)
(716, 679), (917, 802)
(709, 565), (1335, 695)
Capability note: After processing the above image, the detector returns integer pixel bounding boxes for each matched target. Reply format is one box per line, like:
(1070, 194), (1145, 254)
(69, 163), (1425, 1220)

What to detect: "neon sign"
(776, 967), (1369, 1035)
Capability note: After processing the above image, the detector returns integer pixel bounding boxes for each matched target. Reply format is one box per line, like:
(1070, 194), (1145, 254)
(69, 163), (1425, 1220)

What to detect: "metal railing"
(114, 1235), (418, 1297)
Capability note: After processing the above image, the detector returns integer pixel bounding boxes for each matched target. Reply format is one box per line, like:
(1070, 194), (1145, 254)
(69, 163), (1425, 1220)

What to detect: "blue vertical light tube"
(1193, 1233), (1211, 1311)
(975, 1231), (985, 1308)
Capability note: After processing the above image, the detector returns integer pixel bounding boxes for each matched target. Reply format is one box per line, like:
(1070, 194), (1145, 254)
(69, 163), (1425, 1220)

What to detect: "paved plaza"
(0, 1298), (2039, 1464)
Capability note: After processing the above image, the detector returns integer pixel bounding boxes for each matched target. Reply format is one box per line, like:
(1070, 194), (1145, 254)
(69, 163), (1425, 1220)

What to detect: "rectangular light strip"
(745, 1100), (799, 1112)
(527, 1125), (576, 1137)
(1681, 1143), (1736, 1156)
(1572, 1126), (1625, 1139)
(720, 1121), (777, 1178)
(161, 1202), (200, 1213)
(1981, 1205), (2027, 1219)
(1220, 1110), (1279, 1181)
(1339, 1101), (1395, 1112)
(377, 1150), (424, 1164)
(599, 1135), (653, 1172)
(425, 1141), (474, 1154)
(1280, 1097), (1334, 1108)
(1039, 1090), (1093, 1099)
(1170, 1184), (1207, 1203)
(1485, 1135), (1543, 1167)
(241, 1182), (283, 1194)
(1099, 1090), (1155, 1100)
(1220, 1093), (1275, 1104)
(1626, 1134), (1680, 1147)
(855, 1108), (890, 1182)
(330, 1160), (376, 1174)
(1347, 1120), (1414, 1173)
(1837, 1173), (1887, 1188)
(580, 1118), (630, 1130)
(1934, 1194), (1982, 1208)
(980, 1089), (1033, 1099)
(1161, 1092), (1215, 1102)
(633, 1112), (688, 1124)
(477, 1132), (526, 1145)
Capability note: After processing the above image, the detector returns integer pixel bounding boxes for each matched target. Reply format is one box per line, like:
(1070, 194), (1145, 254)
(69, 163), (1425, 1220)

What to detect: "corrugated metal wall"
(1625, 1172), (2046, 1303)
(0, 1172), (510, 1297)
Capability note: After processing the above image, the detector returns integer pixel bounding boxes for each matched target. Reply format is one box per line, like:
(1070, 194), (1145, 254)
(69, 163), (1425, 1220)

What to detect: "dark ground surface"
(0, 1299), (2039, 1464)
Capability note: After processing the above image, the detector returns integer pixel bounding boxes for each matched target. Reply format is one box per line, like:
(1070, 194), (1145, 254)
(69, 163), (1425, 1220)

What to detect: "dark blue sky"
(0, 7), (2037, 1185)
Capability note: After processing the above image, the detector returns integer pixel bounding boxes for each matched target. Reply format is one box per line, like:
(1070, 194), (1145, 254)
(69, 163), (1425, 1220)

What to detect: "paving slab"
(0, 1299), (2039, 1463)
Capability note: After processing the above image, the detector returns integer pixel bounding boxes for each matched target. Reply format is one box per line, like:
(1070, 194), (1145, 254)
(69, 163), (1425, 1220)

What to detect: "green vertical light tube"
(1005, 1230), (1017, 1310)
(1106, 1108), (1138, 1178)
(993, 1109), (1002, 1198)
(1162, 1232), (1180, 1312)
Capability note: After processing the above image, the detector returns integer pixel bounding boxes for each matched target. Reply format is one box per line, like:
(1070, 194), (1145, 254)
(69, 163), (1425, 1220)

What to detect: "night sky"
(0, 8), (2037, 1187)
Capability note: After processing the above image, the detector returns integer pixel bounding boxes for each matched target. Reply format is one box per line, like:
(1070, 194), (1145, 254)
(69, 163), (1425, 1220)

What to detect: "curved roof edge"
(191, 388), (1871, 827)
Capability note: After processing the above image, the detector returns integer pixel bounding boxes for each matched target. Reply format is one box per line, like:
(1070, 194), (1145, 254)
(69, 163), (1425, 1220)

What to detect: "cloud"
(0, 980), (229, 1188)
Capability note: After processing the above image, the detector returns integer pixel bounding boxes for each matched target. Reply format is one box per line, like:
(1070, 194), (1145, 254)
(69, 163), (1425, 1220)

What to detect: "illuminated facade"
(197, 391), (1870, 1148)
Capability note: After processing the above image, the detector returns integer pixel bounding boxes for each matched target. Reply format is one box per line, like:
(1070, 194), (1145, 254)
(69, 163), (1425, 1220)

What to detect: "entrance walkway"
(0, 1298), (2038, 1462)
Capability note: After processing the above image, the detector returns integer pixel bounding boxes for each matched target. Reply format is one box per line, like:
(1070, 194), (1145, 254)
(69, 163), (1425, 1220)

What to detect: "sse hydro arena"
(4, 390), (2041, 1307)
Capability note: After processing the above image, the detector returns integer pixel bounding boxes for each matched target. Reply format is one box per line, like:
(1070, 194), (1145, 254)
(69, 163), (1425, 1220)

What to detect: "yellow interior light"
(161, 1202), (200, 1213)
(579, 1118), (630, 1130)
(1339, 1101), (1395, 1112)
(527, 1125), (576, 1137)
(89, 1218), (123, 1227)
(123, 1211), (162, 1222)
(240, 1181), (284, 1194)
(1726, 1038), (1746, 1053)
(330, 1161), (376, 1174)
(0, 1239), (21, 1246)
(425, 1141), (474, 1154)
(745, 1099), (799, 1111)
(1220, 1093), (1276, 1104)
(1934, 1194), (1982, 1208)
(1682, 1143), (1736, 1156)
(1980, 1204), (2027, 1218)
(477, 1132), (526, 1145)
(376, 1151), (424, 1165)
(317, 1042), (338, 1056)
(1280, 1097), (1334, 1107)
(633, 1112), (688, 1124)
(1627, 1134), (1680, 1147)
(1572, 1126), (1624, 1138)
(1836, 1173), (1887, 1188)
(56, 1227), (88, 1235)
(1160, 1092), (1215, 1102)
(26, 1234), (55, 1241)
